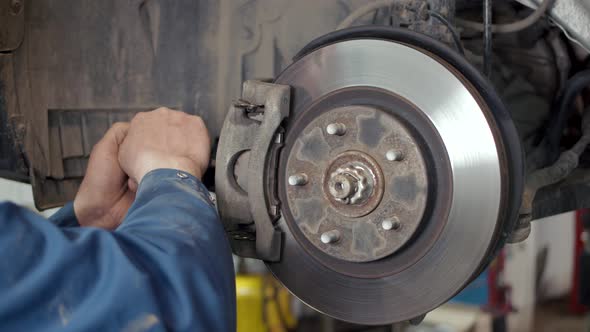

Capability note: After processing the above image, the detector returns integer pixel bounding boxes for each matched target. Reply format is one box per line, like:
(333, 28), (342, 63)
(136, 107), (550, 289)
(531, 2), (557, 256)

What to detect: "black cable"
(456, 0), (555, 34)
(483, 0), (493, 78)
(371, 6), (379, 24)
(545, 70), (590, 162)
(428, 10), (465, 55)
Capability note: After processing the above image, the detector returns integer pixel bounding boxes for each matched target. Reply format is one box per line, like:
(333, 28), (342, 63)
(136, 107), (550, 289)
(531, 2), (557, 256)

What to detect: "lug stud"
(321, 230), (341, 244)
(288, 173), (308, 186)
(386, 149), (404, 161)
(382, 219), (401, 231)
(326, 123), (347, 136)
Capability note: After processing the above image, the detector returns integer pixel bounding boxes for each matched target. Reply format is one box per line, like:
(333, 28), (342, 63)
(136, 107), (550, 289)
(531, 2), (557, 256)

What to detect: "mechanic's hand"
(119, 107), (211, 186)
(74, 122), (136, 229)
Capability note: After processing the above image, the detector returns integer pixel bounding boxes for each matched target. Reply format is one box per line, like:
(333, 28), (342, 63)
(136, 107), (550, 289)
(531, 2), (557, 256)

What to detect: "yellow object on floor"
(236, 274), (297, 332)
(236, 275), (265, 332)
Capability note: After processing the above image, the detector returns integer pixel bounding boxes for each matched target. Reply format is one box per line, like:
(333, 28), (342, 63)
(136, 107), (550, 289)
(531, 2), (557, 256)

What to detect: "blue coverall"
(0, 169), (236, 331)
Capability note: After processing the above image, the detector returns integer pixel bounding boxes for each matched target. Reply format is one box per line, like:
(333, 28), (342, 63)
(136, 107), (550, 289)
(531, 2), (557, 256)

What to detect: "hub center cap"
(327, 162), (374, 205)
(323, 151), (383, 218)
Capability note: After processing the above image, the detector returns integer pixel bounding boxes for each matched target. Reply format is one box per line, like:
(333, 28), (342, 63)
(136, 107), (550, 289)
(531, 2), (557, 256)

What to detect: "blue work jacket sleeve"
(0, 169), (236, 332)
(48, 201), (79, 227)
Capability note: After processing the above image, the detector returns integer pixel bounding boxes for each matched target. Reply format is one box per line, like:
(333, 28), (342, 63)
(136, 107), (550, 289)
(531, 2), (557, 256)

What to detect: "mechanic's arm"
(48, 201), (79, 227)
(0, 108), (235, 332)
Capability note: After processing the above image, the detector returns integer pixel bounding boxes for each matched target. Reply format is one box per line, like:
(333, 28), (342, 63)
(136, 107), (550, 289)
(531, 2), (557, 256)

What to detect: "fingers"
(75, 121), (134, 229)
(120, 107), (212, 181)
(92, 122), (130, 156)
(127, 178), (138, 192)
(105, 122), (130, 147)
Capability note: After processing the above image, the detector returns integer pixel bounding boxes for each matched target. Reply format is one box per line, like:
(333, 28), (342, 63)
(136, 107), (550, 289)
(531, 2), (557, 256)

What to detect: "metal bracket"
(215, 80), (290, 262)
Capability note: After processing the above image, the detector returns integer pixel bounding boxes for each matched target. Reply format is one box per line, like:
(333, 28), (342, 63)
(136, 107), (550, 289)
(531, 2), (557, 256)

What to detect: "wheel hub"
(323, 150), (383, 216)
(327, 161), (372, 205)
(285, 105), (428, 262)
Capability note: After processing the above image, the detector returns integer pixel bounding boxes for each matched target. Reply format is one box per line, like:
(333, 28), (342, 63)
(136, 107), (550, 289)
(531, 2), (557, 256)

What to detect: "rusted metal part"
(532, 169), (590, 219)
(284, 105), (429, 262)
(233, 98), (265, 115)
(392, 0), (455, 46)
(323, 151), (384, 218)
(0, 0), (24, 52)
(327, 161), (374, 206)
(266, 130), (285, 220)
(510, 112), (590, 243)
(215, 80), (290, 262)
(336, 0), (455, 47)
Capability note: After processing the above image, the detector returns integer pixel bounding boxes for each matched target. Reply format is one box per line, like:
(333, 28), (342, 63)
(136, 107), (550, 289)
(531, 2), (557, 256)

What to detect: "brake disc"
(216, 27), (523, 325)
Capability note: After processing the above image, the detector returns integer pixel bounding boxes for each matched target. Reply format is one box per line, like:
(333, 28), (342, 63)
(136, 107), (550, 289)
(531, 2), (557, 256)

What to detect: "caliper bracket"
(215, 80), (290, 262)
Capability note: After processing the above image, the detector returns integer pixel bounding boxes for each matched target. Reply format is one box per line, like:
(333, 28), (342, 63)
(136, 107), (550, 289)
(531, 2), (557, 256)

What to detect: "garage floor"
(534, 299), (588, 332)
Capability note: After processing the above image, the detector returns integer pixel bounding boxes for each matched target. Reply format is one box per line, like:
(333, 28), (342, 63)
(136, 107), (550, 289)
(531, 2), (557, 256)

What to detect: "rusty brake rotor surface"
(265, 27), (523, 325)
(285, 105), (429, 262)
